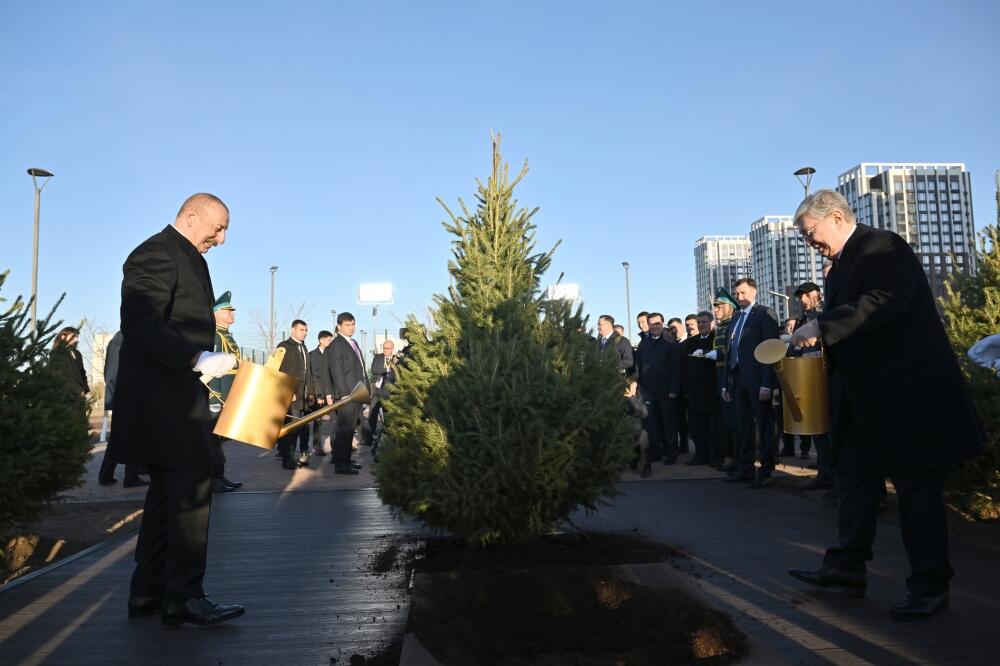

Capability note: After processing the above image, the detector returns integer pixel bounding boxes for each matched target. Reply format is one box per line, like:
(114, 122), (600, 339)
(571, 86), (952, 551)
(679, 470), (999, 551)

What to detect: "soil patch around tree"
(1, 499), (144, 585)
(408, 532), (746, 665)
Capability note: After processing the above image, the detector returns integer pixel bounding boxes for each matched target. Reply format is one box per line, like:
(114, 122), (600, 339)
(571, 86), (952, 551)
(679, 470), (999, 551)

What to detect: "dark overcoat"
(819, 224), (984, 475)
(682, 333), (719, 411)
(108, 225), (216, 468)
(277, 338), (314, 411)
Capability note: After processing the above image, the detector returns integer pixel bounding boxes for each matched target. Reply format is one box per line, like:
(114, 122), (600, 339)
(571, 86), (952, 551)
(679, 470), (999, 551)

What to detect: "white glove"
(194, 351), (237, 380)
(968, 333), (1000, 372)
(691, 349), (704, 357)
(704, 350), (718, 361)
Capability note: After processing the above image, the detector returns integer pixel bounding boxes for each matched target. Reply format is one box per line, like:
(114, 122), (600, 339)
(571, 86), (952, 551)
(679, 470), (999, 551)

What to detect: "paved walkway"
(3, 455), (998, 665)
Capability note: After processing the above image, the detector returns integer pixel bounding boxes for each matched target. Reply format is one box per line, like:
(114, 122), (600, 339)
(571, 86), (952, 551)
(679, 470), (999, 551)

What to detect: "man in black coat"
(97, 330), (148, 487)
(309, 330), (335, 456)
(683, 311), (726, 466)
(788, 189), (984, 620)
(108, 193), (244, 627)
(723, 278), (779, 487)
(326, 312), (368, 474)
(637, 312), (683, 464)
(595, 314), (634, 375)
(276, 319), (315, 469)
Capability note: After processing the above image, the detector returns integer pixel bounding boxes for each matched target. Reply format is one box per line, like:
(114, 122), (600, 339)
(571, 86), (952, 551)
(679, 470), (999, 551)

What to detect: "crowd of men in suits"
(597, 276), (829, 488)
(270, 312), (400, 475)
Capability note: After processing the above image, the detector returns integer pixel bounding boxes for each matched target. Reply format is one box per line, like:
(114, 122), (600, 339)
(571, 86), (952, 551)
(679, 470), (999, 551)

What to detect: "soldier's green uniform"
(209, 321), (241, 408)
(209, 291), (242, 492)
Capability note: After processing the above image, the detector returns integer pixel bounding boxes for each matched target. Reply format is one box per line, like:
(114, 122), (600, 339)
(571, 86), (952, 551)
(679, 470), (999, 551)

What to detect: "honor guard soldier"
(209, 291), (243, 493)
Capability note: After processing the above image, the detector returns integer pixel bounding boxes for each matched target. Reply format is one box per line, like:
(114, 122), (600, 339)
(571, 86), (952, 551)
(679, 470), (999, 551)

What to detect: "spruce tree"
(376, 136), (636, 544)
(0, 271), (92, 535)
(941, 224), (1000, 519)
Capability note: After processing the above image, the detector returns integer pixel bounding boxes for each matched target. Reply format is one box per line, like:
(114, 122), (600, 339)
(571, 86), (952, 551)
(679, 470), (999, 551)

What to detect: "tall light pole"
(27, 168), (54, 334)
(268, 266), (278, 350)
(767, 289), (790, 321)
(331, 309), (337, 333)
(794, 166), (818, 283)
(622, 261), (633, 342)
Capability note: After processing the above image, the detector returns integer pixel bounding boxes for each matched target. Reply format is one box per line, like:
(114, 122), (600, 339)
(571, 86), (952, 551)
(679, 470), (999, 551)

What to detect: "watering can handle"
(265, 347), (286, 371)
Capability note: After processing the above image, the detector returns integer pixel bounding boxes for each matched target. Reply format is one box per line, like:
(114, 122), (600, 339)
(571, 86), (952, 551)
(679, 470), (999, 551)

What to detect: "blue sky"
(2, 0), (998, 355)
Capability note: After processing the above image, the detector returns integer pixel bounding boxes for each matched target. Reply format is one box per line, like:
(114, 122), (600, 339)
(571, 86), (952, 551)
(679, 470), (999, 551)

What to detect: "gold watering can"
(210, 347), (371, 449)
(753, 339), (830, 436)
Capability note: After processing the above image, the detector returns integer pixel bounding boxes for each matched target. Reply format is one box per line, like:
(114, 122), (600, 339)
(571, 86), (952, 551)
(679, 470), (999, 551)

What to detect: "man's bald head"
(176, 193), (229, 220)
(174, 193), (230, 253)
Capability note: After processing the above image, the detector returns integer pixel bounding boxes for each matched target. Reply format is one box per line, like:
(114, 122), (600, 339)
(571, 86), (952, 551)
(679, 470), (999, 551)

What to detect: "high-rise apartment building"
(836, 163), (976, 300)
(693, 235), (752, 310)
(748, 216), (825, 322)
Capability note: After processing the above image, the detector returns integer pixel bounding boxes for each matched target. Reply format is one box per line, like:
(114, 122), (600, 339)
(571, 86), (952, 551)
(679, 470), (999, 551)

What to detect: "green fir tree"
(376, 136), (636, 544)
(0, 271), (92, 537)
(941, 223), (1000, 520)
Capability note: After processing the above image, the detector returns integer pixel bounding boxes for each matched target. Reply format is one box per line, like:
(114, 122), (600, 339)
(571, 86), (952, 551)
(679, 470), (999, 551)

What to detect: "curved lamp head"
(27, 168), (54, 178)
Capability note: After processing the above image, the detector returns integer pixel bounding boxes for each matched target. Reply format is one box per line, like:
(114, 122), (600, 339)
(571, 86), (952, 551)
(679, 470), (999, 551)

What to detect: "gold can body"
(779, 356), (830, 436)
(212, 361), (296, 449)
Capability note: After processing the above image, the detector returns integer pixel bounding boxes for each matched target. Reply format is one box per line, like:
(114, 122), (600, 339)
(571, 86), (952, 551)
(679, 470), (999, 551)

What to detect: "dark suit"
(683, 334), (727, 464)
(597, 332), (634, 375)
(328, 335), (369, 466)
(276, 338), (314, 459)
(98, 331), (143, 484)
(726, 303), (779, 478)
(309, 346), (334, 452)
(368, 352), (397, 437)
(108, 225), (217, 603)
(636, 334), (683, 462)
(817, 225), (984, 595)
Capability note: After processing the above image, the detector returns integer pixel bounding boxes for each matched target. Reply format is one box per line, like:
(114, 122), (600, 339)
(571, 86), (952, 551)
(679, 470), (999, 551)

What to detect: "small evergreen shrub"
(942, 224), (1000, 520)
(376, 137), (636, 544)
(0, 271), (92, 536)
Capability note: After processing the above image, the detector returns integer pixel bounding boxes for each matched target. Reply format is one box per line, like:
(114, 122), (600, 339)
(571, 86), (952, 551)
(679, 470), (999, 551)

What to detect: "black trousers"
(130, 464), (213, 602)
(731, 368), (775, 477)
(277, 405), (310, 459)
(689, 408), (728, 464)
(643, 393), (678, 461)
(209, 433), (226, 479)
(98, 446), (142, 483)
(822, 407), (952, 596)
(332, 402), (361, 466)
(676, 396), (689, 449)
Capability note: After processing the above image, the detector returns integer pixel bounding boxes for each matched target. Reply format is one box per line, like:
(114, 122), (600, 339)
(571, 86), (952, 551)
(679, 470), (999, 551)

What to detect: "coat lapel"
(825, 225), (869, 308)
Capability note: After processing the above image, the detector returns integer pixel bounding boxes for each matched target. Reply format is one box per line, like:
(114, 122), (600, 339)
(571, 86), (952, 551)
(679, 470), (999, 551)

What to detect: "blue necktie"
(728, 310), (746, 369)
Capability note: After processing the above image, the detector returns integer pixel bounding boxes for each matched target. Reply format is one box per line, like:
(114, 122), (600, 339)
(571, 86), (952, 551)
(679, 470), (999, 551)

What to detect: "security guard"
(209, 291), (243, 493)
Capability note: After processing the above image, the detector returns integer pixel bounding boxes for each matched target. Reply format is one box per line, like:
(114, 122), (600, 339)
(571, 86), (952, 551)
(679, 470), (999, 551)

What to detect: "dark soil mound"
(410, 533), (745, 665)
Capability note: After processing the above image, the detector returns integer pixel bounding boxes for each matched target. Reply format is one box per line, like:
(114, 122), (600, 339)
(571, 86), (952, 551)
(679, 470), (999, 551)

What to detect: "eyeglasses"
(800, 213), (832, 241)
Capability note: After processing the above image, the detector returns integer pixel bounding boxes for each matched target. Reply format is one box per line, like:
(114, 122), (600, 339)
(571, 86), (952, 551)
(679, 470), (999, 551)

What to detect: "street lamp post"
(767, 289), (790, 321)
(27, 168), (54, 334)
(268, 266), (278, 350)
(621, 261), (633, 342)
(794, 166), (819, 283)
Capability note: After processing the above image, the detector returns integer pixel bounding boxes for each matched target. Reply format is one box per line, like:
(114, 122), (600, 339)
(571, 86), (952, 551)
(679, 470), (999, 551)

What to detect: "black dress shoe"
(219, 476), (242, 489)
(349, 461), (362, 470)
(334, 465), (359, 475)
(123, 477), (150, 488)
(723, 473), (753, 483)
(890, 592), (949, 620)
(788, 566), (867, 597)
(212, 478), (234, 493)
(281, 458), (298, 470)
(99, 477), (117, 486)
(161, 596), (245, 627)
(128, 594), (162, 618)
